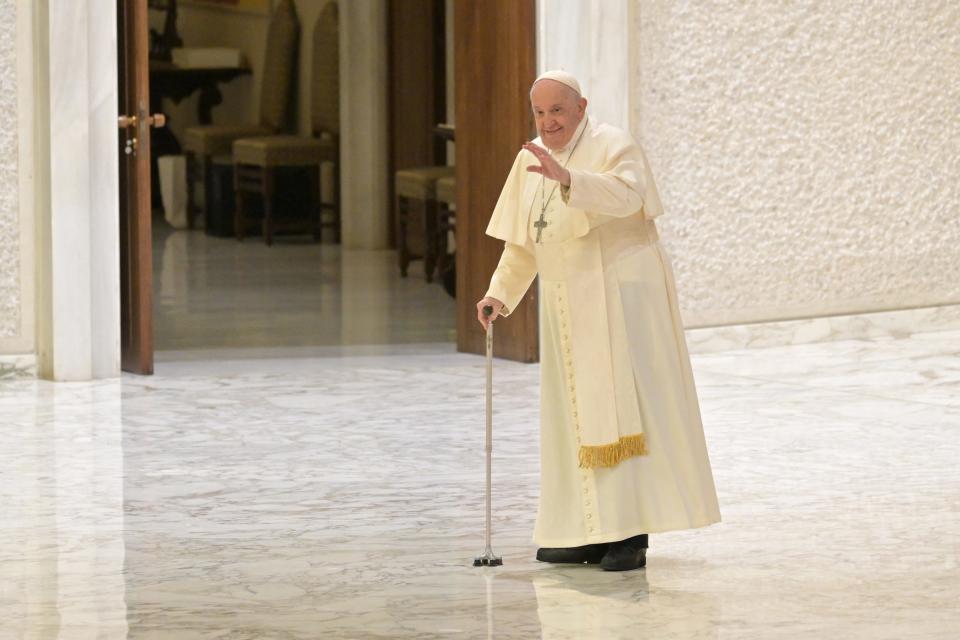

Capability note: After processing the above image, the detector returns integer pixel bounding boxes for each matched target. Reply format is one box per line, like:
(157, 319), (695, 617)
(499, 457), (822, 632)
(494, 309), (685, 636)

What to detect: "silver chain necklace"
(532, 120), (588, 243)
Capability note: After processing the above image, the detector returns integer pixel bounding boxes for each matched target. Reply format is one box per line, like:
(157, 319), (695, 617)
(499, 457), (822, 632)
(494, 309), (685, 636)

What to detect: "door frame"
(118, 0), (155, 375)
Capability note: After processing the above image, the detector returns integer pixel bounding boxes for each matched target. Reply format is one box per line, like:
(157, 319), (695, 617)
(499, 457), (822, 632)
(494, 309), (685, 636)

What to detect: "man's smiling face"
(530, 79), (587, 151)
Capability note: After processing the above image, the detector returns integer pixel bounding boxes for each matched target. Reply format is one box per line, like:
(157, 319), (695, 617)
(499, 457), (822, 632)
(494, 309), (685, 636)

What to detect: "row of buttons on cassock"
(556, 282), (597, 534)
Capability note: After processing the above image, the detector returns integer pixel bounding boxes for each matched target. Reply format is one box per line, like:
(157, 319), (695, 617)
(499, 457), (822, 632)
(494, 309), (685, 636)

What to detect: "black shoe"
(536, 543), (609, 564)
(600, 534), (648, 571)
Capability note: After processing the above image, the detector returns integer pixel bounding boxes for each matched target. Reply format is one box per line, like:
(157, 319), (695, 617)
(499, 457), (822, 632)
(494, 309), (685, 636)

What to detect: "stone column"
(339, 0), (390, 250)
(33, 0), (120, 380)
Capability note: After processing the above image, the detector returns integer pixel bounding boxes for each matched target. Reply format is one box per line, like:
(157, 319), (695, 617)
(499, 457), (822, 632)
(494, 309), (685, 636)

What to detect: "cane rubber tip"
(483, 305), (494, 317)
(473, 555), (503, 567)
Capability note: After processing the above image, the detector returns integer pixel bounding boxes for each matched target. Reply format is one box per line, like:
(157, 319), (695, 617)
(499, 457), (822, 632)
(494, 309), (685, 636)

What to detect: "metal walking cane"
(474, 305), (503, 567)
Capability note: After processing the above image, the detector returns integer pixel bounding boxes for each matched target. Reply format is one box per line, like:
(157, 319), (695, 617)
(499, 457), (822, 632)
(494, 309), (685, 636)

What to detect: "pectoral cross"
(534, 213), (549, 243)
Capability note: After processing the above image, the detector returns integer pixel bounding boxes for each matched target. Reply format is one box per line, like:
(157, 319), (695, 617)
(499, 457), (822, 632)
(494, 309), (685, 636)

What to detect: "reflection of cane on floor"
(474, 305), (503, 567)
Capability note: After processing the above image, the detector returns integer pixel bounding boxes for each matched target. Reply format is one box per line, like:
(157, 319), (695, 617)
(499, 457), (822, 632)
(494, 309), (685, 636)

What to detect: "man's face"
(530, 80), (587, 150)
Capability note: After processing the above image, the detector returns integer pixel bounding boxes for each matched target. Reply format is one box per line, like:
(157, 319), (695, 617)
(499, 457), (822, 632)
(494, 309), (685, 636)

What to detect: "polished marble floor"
(2, 326), (958, 638)
(152, 223), (457, 351)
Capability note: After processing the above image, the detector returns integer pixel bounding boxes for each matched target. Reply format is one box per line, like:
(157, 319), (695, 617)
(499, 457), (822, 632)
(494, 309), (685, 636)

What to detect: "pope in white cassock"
(476, 70), (721, 571)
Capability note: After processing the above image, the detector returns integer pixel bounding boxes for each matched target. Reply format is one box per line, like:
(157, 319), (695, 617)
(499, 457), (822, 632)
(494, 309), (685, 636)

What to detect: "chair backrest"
(258, 0), (300, 131)
(310, 2), (339, 138)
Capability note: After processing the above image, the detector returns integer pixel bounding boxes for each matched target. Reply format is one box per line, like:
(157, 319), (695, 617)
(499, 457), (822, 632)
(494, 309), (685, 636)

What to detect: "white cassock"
(485, 115), (721, 547)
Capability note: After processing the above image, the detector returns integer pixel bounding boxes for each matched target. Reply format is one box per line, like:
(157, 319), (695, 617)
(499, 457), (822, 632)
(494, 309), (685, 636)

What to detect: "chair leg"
(234, 163), (245, 242)
(262, 166), (275, 246)
(397, 195), (410, 277)
(423, 198), (439, 283)
(186, 151), (197, 230)
(333, 159), (341, 244)
(201, 154), (213, 229)
(436, 203), (450, 277)
(309, 163), (322, 242)
(318, 159), (341, 244)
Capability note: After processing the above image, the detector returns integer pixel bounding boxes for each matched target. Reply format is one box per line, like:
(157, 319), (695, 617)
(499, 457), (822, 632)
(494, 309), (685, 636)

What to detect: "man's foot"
(600, 534), (648, 571)
(536, 543), (609, 564)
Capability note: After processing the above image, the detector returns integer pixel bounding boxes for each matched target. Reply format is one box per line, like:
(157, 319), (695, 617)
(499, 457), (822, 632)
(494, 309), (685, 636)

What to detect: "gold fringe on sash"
(578, 433), (648, 469)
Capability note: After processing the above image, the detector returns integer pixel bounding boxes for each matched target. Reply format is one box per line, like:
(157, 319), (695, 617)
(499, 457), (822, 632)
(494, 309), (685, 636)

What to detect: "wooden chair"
(182, 0), (299, 229)
(395, 166), (455, 282)
(232, 2), (340, 246)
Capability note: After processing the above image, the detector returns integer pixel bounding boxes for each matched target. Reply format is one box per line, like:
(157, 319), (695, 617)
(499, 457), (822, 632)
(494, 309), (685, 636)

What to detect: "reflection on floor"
(153, 223), (456, 351)
(3, 327), (958, 638)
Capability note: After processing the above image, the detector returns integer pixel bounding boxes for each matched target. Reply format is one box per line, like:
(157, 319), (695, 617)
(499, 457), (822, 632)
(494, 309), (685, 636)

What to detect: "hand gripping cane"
(474, 305), (503, 567)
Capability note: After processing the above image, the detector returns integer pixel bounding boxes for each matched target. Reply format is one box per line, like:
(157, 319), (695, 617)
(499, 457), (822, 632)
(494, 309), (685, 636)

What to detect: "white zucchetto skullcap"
(533, 70), (581, 96)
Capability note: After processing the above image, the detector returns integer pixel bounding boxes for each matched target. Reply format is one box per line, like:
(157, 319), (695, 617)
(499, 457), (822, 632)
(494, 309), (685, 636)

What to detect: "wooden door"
(118, 0), (155, 374)
(454, 0), (538, 362)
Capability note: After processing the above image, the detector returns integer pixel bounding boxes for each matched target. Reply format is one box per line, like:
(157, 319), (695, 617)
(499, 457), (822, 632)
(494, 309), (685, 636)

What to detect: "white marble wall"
(537, 0), (631, 129)
(46, 0), (94, 377)
(29, 0), (120, 380)
(87, 0), (121, 378)
(632, 0), (960, 326)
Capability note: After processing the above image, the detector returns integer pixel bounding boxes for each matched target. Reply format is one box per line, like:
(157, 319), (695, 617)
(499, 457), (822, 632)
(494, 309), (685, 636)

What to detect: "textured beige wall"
(633, 1), (960, 327)
(0, 0), (17, 337)
(0, 0), (22, 346)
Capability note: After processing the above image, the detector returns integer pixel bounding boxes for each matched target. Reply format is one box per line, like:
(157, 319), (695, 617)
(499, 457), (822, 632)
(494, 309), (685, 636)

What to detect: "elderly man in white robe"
(476, 71), (721, 571)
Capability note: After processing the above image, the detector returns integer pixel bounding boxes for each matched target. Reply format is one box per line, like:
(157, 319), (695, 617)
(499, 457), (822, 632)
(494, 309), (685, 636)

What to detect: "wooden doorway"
(388, 0), (447, 247)
(118, 0), (155, 374)
(454, 0), (538, 362)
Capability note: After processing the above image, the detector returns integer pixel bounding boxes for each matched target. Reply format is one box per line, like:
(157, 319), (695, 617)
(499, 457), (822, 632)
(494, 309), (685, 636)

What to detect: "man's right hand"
(476, 297), (505, 331)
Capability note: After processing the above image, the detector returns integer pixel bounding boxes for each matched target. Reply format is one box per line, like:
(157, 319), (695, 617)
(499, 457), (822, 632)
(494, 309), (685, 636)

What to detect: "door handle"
(145, 113), (167, 128)
(118, 113), (166, 129)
